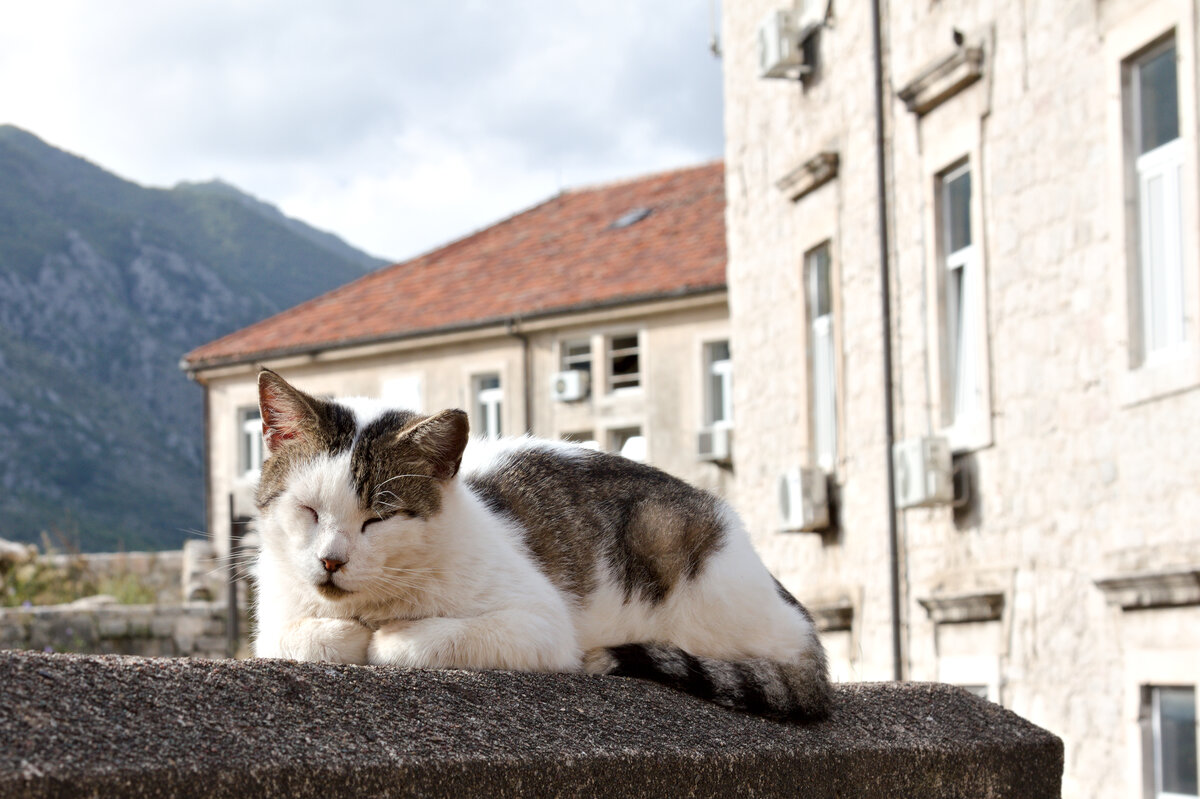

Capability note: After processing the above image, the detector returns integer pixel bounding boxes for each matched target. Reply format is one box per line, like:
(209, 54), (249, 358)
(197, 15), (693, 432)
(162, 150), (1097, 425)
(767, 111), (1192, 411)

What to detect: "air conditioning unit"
(892, 436), (954, 509)
(550, 370), (589, 402)
(757, 3), (823, 79)
(697, 426), (733, 464)
(778, 466), (830, 532)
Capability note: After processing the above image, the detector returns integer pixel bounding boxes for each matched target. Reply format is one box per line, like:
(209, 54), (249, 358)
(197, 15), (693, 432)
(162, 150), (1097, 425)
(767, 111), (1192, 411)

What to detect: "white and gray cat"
(251, 369), (831, 721)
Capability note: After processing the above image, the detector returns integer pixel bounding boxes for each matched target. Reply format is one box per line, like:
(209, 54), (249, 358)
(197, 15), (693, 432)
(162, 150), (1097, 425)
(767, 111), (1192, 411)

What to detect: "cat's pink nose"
(321, 558), (345, 574)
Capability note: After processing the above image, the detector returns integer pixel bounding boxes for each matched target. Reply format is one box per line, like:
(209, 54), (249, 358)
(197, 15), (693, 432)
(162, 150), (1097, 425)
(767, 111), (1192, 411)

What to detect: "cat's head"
(254, 369), (469, 604)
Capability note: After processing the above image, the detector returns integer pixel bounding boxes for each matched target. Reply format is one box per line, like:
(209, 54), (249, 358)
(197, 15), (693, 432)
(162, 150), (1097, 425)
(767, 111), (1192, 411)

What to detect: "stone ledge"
(0, 650), (1062, 798)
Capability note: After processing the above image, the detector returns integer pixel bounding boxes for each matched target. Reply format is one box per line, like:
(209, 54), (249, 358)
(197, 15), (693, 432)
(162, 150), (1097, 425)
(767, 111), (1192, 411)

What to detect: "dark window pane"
(807, 245), (832, 319)
(1139, 45), (1179, 154)
(1159, 687), (1198, 795)
(944, 168), (972, 253)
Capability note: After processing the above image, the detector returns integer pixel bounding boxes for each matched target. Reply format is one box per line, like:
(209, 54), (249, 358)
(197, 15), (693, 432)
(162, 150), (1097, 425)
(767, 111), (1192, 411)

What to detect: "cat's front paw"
(278, 617), (372, 664)
(368, 617), (465, 669)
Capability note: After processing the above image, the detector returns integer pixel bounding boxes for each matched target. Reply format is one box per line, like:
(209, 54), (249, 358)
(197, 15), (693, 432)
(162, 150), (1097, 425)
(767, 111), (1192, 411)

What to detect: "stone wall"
(0, 600), (233, 658)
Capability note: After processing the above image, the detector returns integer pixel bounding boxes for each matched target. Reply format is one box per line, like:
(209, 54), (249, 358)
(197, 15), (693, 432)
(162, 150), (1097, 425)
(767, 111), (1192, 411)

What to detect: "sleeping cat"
(251, 369), (831, 721)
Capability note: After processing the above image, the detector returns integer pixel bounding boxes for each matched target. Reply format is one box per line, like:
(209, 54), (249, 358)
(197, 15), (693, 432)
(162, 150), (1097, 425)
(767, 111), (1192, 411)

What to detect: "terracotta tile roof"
(184, 161), (726, 370)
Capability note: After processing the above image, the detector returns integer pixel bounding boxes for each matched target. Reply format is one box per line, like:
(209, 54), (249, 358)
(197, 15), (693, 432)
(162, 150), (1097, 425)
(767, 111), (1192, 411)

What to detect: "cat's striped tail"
(585, 642), (832, 721)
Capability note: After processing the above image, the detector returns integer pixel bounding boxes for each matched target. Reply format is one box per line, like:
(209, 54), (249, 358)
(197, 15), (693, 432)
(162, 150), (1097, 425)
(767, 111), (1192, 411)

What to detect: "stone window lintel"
(898, 45), (985, 116)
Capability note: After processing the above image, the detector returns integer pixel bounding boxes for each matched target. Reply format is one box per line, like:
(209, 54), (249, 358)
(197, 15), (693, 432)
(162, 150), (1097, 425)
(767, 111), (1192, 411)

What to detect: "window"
(609, 426), (646, 461)
(473, 374), (503, 439)
(237, 408), (264, 475)
(805, 243), (837, 470)
(1146, 686), (1198, 799)
(561, 339), (592, 374)
(1129, 39), (1185, 365)
(561, 430), (600, 450)
(939, 162), (983, 434)
(704, 340), (732, 428)
(607, 334), (641, 391)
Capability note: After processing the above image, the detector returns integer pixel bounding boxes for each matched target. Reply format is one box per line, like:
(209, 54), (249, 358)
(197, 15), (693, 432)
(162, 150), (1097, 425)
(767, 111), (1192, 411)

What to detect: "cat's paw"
(368, 617), (465, 669)
(278, 617), (372, 664)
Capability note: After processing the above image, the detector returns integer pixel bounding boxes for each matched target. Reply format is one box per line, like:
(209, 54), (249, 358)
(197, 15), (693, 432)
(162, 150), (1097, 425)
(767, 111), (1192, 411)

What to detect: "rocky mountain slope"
(0, 125), (386, 550)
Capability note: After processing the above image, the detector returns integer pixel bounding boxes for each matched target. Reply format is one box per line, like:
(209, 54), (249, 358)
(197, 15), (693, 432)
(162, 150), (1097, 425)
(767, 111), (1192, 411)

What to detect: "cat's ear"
(398, 409), (470, 480)
(258, 369), (320, 454)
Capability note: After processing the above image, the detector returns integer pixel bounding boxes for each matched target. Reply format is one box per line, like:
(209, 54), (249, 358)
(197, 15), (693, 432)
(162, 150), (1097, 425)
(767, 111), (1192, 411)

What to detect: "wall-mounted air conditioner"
(892, 436), (954, 509)
(778, 466), (830, 532)
(757, 2), (823, 79)
(550, 370), (589, 402)
(697, 426), (733, 464)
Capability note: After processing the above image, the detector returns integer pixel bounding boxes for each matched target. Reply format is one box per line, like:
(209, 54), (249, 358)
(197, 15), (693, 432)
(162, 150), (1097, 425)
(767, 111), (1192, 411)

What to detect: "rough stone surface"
(0, 650), (1061, 798)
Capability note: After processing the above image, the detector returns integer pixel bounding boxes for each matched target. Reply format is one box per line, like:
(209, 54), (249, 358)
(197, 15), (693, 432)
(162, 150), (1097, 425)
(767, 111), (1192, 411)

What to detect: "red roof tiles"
(184, 162), (726, 369)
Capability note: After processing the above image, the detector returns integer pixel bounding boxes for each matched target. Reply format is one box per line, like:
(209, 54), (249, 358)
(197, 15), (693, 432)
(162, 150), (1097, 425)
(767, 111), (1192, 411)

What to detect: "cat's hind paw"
(581, 647), (618, 675)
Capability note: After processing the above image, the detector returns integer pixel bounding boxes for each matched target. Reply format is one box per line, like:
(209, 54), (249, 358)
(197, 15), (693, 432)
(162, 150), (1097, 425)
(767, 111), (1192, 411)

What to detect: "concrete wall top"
(0, 650), (1062, 798)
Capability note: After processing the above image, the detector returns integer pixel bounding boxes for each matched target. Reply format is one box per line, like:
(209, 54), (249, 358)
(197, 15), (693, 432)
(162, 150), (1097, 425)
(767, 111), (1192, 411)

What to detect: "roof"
(184, 161), (726, 370)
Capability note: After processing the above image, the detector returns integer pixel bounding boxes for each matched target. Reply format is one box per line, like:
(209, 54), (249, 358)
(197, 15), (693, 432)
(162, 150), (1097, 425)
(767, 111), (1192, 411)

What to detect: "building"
(182, 162), (733, 554)
(722, 0), (1199, 797)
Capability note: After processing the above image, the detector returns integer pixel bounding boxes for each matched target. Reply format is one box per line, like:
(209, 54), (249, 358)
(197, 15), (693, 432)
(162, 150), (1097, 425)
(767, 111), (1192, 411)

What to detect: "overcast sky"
(0, 1), (724, 263)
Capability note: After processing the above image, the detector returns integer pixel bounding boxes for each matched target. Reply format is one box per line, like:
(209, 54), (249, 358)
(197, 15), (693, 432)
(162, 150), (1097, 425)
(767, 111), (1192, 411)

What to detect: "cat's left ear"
(399, 409), (470, 480)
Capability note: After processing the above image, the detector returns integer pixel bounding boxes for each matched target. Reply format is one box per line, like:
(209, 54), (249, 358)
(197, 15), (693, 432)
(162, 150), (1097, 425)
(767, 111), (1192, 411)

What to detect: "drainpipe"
(870, 0), (904, 682)
(506, 318), (533, 434)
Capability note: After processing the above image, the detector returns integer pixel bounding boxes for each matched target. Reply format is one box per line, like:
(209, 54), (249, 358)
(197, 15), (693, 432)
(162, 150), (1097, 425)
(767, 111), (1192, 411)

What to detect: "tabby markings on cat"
(251, 369), (831, 721)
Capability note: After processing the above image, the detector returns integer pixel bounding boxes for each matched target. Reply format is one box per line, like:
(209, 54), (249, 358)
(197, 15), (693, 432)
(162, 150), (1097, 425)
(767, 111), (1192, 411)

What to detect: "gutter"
(870, 0), (905, 682)
(505, 318), (533, 434)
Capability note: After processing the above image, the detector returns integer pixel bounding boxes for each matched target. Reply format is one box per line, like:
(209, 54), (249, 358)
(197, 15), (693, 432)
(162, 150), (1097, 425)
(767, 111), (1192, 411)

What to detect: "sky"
(0, 1), (725, 263)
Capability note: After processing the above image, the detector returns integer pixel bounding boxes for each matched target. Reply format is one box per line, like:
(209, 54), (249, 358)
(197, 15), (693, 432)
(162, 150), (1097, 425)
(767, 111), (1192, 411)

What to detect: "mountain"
(0, 125), (388, 551)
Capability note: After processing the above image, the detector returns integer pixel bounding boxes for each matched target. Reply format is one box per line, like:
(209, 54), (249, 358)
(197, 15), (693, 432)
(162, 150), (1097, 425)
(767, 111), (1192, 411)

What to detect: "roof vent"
(610, 207), (653, 229)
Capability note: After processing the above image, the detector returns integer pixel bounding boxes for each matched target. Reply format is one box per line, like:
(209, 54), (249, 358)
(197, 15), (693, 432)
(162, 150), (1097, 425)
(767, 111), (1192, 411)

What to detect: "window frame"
(702, 339), (733, 429)
(1145, 685), (1198, 799)
(1105, 11), (1200, 406)
(237, 407), (263, 476)
(606, 332), (642, 393)
(804, 242), (838, 471)
(1130, 37), (1187, 368)
(472, 373), (503, 440)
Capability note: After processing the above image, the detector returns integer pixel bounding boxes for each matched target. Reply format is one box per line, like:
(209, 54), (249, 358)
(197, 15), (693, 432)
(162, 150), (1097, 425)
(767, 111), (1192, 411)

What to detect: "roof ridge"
(560, 160), (723, 195)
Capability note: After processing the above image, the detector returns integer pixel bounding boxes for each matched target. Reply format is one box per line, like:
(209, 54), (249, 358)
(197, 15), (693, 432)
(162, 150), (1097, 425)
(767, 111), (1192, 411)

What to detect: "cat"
(250, 369), (831, 721)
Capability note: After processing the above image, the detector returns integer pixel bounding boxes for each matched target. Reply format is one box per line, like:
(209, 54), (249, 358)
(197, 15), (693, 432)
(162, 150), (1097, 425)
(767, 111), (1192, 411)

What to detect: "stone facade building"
(722, 0), (1199, 796)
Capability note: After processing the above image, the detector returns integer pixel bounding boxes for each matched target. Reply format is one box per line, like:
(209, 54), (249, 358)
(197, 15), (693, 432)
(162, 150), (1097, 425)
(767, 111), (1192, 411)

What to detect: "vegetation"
(0, 537), (159, 608)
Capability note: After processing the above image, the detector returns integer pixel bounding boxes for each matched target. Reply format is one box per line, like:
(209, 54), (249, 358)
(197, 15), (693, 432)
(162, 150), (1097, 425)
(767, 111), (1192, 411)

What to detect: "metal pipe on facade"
(506, 318), (533, 434)
(869, 0), (904, 682)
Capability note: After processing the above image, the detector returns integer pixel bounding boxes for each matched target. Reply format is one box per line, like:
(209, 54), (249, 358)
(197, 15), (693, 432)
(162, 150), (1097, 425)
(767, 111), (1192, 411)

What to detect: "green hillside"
(0, 125), (387, 551)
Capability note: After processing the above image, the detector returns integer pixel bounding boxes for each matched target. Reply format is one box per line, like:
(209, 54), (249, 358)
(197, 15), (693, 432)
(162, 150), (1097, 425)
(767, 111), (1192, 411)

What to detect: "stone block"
(0, 650), (1062, 799)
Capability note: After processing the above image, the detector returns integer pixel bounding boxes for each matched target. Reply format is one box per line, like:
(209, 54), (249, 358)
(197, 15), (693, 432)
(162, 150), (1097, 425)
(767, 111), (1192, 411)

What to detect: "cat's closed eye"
(361, 510), (418, 533)
(300, 505), (318, 524)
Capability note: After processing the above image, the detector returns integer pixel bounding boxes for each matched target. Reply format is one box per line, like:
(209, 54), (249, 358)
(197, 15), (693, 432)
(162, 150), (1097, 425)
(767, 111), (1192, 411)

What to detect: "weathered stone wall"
(0, 601), (234, 658)
(0, 650), (1064, 799)
(723, 1), (1200, 797)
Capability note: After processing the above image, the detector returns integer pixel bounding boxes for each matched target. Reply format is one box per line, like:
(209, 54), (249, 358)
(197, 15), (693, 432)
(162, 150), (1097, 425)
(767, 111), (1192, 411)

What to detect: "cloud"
(0, 0), (723, 260)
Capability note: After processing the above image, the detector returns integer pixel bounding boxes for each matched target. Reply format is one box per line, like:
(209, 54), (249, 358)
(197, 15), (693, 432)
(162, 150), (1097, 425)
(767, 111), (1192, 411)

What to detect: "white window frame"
(703, 340), (733, 429)
(561, 338), (592, 374)
(473, 374), (503, 440)
(1105, 10), (1200, 406)
(805, 243), (837, 471)
(1132, 39), (1187, 367)
(237, 407), (263, 476)
(1146, 685), (1198, 799)
(606, 333), (642, 392)
(939, 162), (984, 446)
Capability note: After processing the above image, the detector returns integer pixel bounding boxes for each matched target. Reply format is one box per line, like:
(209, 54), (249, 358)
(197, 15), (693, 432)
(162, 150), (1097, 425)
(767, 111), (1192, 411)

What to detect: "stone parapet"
(0, 650), (1062, 798)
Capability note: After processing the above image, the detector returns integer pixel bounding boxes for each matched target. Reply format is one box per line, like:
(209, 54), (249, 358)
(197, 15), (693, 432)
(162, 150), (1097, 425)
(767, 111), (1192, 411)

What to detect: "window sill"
(942, 413), (992, 454)
(1118, 347), (1200, 407)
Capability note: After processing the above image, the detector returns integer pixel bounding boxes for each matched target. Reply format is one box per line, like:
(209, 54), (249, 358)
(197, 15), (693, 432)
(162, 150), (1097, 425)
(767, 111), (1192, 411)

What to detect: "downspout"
(870, 0), (904, 682)
(506, 318), (533, 434)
